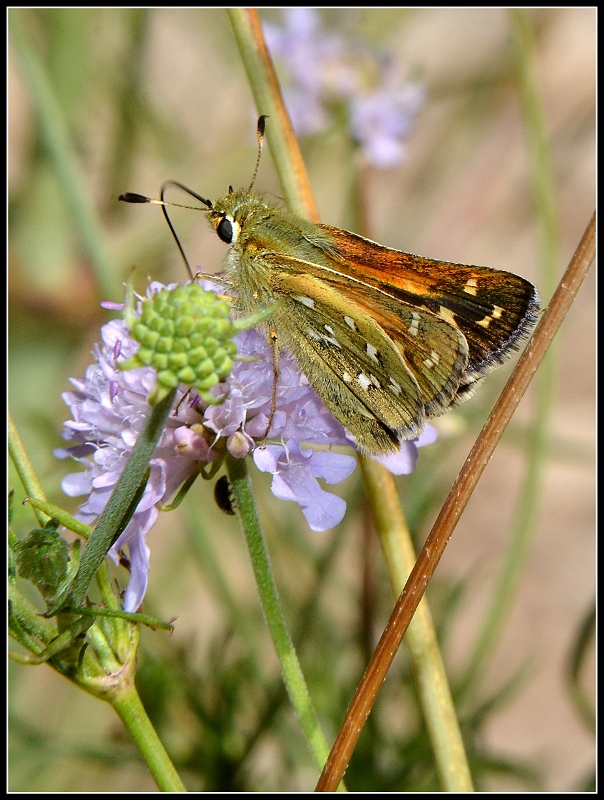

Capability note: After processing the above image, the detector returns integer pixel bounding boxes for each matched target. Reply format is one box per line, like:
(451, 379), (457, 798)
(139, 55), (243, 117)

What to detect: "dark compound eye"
(216, 216), (234, 244)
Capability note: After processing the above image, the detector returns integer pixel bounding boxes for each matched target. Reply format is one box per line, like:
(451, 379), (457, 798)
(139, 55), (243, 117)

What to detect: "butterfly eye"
(216, 216), (234, 244)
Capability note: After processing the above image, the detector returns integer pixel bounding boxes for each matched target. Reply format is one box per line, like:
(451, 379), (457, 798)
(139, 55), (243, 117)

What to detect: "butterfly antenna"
(247, 115), (268, 193)
(119, 181), (212, 280)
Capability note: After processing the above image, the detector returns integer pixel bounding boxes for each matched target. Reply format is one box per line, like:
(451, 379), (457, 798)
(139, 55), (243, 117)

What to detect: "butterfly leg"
(260, 327), (280, 443)
(173, 387), (193, 416)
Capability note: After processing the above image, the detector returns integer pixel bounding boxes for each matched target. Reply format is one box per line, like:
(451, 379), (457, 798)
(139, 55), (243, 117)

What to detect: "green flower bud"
(121, 284), (240, 405)
(14, 520), (69, 603)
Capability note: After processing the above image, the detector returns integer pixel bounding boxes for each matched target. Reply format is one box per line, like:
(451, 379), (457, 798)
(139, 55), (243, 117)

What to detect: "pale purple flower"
(57, 282), (435, 610)
(254, 441), (354, 532)
(56, 310), (210, 612)
(264, 8), (352, 135)
(263, 9), (425, 167)
(350, 76), (426, 168)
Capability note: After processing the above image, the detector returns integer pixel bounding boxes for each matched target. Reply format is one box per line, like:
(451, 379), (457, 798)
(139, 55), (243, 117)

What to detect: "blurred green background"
(9, 8), (594, 791)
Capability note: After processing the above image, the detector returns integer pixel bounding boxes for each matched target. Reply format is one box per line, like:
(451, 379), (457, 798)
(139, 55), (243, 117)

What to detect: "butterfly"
(121, 119), (540, 456)
(199, 200), (540, 455)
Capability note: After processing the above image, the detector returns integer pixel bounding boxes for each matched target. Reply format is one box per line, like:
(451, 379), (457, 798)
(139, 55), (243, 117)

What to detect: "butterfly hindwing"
(273, 274), (424, 450)
(338, 281), (469, 417)
(269, 269), (468, 452)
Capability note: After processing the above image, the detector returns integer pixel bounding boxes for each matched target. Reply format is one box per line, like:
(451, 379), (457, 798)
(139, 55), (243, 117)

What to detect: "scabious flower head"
(264, 9), (425, 167)
(56, 281), (435, 611)
(120, 282), (239, 405)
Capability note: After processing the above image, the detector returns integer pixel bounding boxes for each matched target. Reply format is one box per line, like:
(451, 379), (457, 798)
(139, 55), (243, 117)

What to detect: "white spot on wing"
(357, 373), (372, 391)
(463, 277), (478, 296)
(366, 342), (380, 363)
(438, 306), (456, 326)
(408, 311), (420, 336)
(323, 324), (341, 348)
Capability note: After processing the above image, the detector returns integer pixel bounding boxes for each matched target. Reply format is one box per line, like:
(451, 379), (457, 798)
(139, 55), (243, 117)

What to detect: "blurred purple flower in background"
(350, 64), (426, 168)
(264, 8), (425, 167)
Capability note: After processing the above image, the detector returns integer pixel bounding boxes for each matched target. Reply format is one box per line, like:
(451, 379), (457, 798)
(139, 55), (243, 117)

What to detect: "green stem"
(225, 455), (344, 790)
(112, 686), (187, 792)
(566, 604), (595, 733)
(9, 583), (58, 652)
(509, 9), (560, 300)
(227, 8), (319, 221)
(8, 10), (119, 299)
(8, 413), (48, 526)
(359, 457), (474, 792)
(72, 389), (177, 608)
(24, 497), (92, 539)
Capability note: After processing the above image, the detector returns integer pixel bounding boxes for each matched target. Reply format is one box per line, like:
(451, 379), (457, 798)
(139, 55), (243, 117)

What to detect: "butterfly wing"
(268, 267), (468, 453)
(339, 280), (471, 417)
(315, 225), (541, 380)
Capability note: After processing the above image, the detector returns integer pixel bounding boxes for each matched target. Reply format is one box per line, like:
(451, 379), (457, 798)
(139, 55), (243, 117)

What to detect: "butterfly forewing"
(316, 226), (540, 379)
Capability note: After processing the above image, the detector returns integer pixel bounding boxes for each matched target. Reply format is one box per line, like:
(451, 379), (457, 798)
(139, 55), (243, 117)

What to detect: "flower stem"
(112, 686), (187, 792)
(8, 10), (119, 300)
(8, 413), (48, 527)
(225, 454), (344, 790)
(359, 456), (474, 792)
(227, 8), (319, 221)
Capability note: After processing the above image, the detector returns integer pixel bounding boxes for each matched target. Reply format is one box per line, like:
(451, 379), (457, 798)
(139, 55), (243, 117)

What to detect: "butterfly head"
(205, 188), (261, 244)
